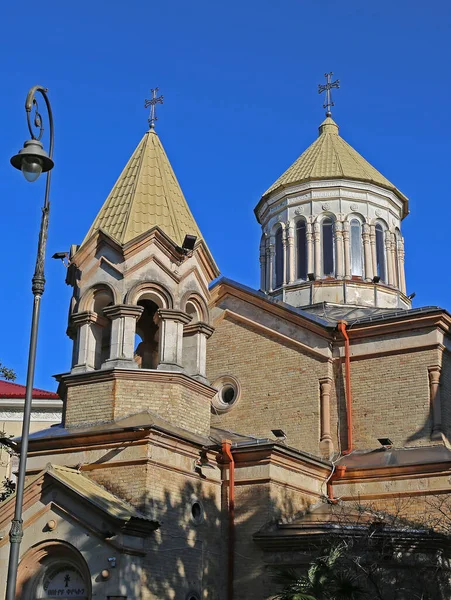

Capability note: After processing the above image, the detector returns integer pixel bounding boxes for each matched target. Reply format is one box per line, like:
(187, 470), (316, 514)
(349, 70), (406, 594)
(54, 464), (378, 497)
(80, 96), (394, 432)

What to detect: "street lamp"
(5, 85), (54, 600)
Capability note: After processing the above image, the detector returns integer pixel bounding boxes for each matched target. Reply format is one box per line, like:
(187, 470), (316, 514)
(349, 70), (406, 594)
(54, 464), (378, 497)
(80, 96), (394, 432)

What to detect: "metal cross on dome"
(145, 88), (164, 130)
(318, 72), (340, 117)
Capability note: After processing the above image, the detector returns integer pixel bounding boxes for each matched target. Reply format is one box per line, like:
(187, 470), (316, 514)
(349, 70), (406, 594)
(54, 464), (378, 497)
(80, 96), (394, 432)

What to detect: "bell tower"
(60, 109), (219, 436)
(255, 76), (410, 311)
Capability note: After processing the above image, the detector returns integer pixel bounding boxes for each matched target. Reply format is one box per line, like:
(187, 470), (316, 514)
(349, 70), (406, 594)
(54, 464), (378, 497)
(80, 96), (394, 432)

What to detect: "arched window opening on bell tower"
(350, 219), (363, 277)
(296, 219), (307, 280)
(375, 223), (386, 283)
(275, 226), (284, 288)
(134, 299), (160, 369)
(92, 289), (113, 370)
(322, 217), (334, 277)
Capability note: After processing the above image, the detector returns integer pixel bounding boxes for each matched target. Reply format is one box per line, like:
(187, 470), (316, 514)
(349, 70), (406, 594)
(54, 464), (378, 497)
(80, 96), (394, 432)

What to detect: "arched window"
(350, 219), (363, 276)
(322, 217), (334, 276)
(296, 220), (307, 280)
(375, 223), (386, 282)
(134, 299), (160, 369)
(275, 226), (284, 288)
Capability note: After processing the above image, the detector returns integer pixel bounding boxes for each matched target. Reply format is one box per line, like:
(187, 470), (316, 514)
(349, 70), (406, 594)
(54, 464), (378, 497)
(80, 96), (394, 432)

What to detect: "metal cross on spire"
(144, 88), (164, 130)
(318, 72), (340, 117)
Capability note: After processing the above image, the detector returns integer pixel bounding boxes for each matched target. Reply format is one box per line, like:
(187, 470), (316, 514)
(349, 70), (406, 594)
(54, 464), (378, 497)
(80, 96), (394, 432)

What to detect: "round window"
(191, 500), (204, 525)
(211, 375), (241, 413)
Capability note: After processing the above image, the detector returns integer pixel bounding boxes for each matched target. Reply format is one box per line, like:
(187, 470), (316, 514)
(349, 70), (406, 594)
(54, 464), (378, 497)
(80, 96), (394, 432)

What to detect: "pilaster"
(319, 377), (333, 458)
(428, 366), (442, 441)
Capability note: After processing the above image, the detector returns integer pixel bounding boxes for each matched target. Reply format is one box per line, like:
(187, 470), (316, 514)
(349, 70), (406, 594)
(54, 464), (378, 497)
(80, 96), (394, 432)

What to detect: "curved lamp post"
(5, 86), (54, 600)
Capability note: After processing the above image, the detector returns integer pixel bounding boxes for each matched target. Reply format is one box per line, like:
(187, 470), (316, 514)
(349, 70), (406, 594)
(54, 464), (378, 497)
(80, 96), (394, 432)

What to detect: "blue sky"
(1, 0), (450, 390)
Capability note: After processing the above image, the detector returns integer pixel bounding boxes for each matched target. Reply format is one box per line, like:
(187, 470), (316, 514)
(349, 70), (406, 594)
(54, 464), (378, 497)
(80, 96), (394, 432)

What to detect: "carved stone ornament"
(350, 203), (358, 211)
(295, 207), (304, 215)
(322, 202), (330, 211)
(392, 219), (397, 226)
(375, 209), (382, 217)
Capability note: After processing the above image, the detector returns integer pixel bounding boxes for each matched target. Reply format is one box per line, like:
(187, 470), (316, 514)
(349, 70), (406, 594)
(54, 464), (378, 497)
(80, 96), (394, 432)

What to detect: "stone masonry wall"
(206, 316), (329, 455)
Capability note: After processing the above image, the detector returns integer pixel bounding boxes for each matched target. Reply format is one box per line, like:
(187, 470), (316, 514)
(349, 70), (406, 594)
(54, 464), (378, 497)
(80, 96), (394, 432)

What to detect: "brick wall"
(87, 456), (224, 600)
(64, 379), (114, 426)
(332, 348), (440, 449)
(64, 376), (212, 437)
(206, 316), (329, 455)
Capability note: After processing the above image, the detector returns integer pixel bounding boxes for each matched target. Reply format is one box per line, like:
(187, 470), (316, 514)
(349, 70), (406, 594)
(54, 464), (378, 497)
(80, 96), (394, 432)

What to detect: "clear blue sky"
(1, 0), (450, 390)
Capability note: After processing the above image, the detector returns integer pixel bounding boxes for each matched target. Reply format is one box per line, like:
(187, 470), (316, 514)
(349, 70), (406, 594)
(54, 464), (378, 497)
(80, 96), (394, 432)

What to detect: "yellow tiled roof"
(262, 117), (408, 205)
(48, 464), (151, 522)
(83, 130), (202, 247)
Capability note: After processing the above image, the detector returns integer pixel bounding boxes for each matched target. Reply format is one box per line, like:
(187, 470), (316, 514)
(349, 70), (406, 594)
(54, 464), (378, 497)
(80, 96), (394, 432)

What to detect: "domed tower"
(255, 78), (410, 310)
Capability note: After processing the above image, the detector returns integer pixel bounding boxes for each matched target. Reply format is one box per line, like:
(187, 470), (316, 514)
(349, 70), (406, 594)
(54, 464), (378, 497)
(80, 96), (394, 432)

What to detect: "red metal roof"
(0, 380), (59, 399)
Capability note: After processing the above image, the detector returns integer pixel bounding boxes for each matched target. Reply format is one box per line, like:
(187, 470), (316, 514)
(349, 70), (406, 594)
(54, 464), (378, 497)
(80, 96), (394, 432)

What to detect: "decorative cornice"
(57, 367), (217, 398)
(103, 304), (144, 320)
(158, 308), (192, 325)
(70, 310), (107, 327)
(183, 321), (215, 338)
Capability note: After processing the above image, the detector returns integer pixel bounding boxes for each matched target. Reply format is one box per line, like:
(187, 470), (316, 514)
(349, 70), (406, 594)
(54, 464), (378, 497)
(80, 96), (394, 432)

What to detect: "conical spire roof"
(261, 117), (408, 208)
(83, 130), (203, 247)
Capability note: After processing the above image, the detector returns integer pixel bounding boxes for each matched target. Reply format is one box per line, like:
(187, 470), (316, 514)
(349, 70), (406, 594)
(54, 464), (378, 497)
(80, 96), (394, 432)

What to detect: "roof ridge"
(123, 132), (149, 242)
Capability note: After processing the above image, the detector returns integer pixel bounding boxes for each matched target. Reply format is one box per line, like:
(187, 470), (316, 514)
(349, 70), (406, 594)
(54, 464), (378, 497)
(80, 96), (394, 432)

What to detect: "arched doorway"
(17, 541), (91, 600)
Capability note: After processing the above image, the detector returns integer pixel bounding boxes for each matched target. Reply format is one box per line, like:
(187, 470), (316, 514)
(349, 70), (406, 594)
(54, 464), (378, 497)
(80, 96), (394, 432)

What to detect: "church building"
(0, 83), (450, 600)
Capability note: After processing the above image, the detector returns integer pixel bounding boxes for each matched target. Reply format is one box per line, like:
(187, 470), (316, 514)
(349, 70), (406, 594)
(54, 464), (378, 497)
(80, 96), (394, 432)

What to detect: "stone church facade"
(0, 105), (450, 599)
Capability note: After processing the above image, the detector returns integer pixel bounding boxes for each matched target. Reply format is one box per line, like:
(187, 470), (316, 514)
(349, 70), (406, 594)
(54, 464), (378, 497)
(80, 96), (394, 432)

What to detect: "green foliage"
(0, 477), (15, 502)
(273, 543), (367, 600)
(0, 362), (16, 381)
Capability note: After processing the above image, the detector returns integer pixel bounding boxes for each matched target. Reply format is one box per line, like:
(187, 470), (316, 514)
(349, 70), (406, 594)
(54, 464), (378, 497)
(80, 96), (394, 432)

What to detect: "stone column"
(343, 221), (351, 279)
(398, 238), (407, 294)
(158, 309), (192, 371)
(306, 220), (314, 276)
(71, 311), (107, 373)
(313, 221), (321, 277)
(267, 238), (275, 292)
(385, 236), (394, 285)
(103, 304), (144, 368)
(428, 366), (442, 441)
(362, 224), (373, 282)
(183, 322), (215, 383)
(282, 233), (288, 286)
(259, 240), (266, 291)
(370, 224), (377, 279)
(286, 222), (295, 284)
(334, 220), (344, 279)
(319, 377), (333, 458)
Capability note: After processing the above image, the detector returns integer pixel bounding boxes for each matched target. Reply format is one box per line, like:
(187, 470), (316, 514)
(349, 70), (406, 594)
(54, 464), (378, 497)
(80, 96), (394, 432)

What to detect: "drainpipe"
(337, 320), (353, 455)
(222, 440), (235, 600)
(327, 464), (347, 503)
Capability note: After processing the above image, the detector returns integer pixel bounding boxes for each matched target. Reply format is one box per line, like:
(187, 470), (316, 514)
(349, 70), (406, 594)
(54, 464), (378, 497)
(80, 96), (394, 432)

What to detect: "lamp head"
(11, 139), (54, 182)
